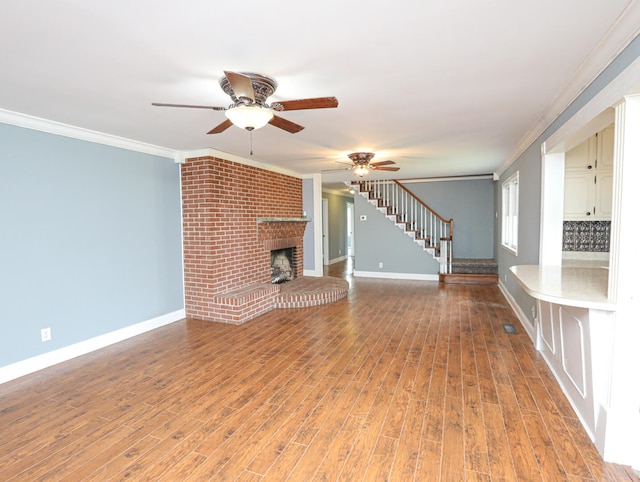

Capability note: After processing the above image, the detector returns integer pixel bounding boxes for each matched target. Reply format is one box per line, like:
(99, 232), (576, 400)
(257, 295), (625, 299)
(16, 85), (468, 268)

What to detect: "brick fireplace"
(181, 154), (307, 324)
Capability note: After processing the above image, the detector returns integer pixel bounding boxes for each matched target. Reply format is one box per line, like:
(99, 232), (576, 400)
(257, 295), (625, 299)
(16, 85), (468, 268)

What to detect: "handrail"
(393, 180), (453, 233)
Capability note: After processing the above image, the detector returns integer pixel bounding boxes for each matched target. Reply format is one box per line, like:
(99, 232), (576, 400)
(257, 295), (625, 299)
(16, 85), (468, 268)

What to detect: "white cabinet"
(563, 125), (614, 221)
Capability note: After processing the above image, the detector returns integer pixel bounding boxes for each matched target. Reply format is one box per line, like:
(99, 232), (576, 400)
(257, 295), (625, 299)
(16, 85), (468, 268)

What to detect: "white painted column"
(602, 94), (640, 469)
(539, 149), (565, 266)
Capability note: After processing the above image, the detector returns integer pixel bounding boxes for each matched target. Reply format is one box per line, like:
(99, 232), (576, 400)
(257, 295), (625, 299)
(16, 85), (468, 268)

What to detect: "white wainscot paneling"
(559, 305), (589, 399)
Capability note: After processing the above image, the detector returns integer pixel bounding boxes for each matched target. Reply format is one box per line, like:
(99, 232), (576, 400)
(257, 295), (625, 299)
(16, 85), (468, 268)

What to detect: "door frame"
(322, 198), (329, 265)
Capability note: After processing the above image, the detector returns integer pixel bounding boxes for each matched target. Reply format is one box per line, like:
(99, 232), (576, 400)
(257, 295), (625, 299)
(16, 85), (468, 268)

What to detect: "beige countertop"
(510, 264), (616, 311)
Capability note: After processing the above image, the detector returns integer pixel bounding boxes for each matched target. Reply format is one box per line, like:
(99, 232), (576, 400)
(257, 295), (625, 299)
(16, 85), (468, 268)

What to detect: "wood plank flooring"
(1, 259), (637, 481)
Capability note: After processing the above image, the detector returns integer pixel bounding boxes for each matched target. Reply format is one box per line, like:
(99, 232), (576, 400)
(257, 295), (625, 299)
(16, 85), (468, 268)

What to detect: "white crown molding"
(400, 174), (494, 184)
(543, 56), (640, 154)
(181, 148), (303, 178)
(497, 1), (640, 176)
(0, 108), (308, 176)
(0, 108), (177, 159)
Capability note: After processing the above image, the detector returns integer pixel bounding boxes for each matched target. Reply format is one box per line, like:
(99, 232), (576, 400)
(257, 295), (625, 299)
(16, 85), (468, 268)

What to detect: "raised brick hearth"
(181, 154), (347, 325)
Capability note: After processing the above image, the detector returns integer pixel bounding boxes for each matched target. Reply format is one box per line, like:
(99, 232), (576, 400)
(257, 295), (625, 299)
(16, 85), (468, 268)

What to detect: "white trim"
(496, 4), (640, 177)
(311, 174), (324, 276)
(0, 108), (177, 159)
(400, 174), (495, 183)
(322, 199), (330, 266)
(498, 280), (536, 342)
(328, 255), (348, 265)
(539, 153), (565, 266)
(501, 171), (519, 254)
(182, 148), (302, 178)
(179, 167), (187, 312)
(354, 270), (439, 281)
(0, 309), (185, 385)
(544, 55), (640, 155)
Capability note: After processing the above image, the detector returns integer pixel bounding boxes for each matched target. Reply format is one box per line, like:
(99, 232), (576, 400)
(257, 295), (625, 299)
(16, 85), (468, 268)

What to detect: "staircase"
(351, 180), (454, 274)
(352, 180), (498, 283)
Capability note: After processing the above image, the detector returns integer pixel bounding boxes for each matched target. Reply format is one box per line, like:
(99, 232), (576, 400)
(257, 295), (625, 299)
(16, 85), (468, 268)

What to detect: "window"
(502, 171), (519, 254)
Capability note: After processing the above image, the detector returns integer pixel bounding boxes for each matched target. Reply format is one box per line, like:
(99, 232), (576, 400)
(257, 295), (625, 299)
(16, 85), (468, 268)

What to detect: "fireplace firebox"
(271, 248), (294, 284)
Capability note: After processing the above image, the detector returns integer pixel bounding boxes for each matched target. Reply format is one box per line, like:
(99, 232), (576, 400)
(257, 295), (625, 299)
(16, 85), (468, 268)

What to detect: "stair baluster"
(351, 180), (453, 274)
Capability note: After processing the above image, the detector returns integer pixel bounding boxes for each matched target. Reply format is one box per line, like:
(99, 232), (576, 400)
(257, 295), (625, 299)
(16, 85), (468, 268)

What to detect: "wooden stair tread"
(439, 273), (498, 285)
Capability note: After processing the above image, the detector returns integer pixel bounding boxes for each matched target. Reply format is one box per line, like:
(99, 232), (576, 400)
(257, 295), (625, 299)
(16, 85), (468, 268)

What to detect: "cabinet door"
(597, 125), (615, 169)
(564, 170), (595, 220)
(565, 135), (597, 169)
(595, 170), (613, 219)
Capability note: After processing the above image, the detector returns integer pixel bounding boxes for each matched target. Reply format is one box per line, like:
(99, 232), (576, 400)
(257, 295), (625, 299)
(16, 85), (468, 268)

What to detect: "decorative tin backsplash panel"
(563, 221), (610, 252)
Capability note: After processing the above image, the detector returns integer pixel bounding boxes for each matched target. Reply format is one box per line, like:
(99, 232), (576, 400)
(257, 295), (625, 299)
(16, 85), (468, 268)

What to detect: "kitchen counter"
(510, 264), (615, 311)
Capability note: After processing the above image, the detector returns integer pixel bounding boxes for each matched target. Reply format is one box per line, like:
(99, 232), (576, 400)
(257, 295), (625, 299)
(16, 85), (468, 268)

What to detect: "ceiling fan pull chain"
(250, 129), (253, 156)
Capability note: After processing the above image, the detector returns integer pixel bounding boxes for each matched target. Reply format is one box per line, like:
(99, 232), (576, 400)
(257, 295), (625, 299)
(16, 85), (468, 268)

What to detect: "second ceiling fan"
(333, 152), (400, 177)
(152, 71), (338, 134)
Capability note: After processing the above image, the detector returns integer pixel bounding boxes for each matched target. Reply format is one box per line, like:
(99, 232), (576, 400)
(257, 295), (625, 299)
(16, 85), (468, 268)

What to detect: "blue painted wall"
(0, 123), (184, 367)
(409, 179), (494, 259)
(354, 194), (440, 274)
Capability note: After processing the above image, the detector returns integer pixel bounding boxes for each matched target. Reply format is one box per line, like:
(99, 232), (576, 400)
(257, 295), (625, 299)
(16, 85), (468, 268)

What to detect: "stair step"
(451, 258), (498, 275)
(439, 273), (498, 285)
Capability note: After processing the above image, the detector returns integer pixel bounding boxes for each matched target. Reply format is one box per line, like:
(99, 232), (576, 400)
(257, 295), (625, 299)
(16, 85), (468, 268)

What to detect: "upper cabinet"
(563, 125), (614, 221)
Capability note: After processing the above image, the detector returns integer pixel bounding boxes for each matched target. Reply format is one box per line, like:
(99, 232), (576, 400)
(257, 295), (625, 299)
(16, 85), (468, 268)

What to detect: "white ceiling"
(1, 0), (639, 186)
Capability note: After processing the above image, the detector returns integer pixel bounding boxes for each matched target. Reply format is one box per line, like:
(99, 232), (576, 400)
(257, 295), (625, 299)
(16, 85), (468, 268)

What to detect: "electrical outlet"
(41, 327), (52, 342)
(379, 262), (383, 268)
(339, 249), (342, 255)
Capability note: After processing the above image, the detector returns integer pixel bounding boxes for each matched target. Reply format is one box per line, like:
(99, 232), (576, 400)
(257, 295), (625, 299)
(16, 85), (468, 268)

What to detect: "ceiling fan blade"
(321, 167), (352, 172)
(207, 119), (233, 134)
(268, 115), (305, 133)
(276, 97), (338, 111)
(370, 160), (395, 166)
(335, 161), (354, 166)
(224, 71), (255, 102)
(372, 166), (400, 171)
(152, 102), (226, 110)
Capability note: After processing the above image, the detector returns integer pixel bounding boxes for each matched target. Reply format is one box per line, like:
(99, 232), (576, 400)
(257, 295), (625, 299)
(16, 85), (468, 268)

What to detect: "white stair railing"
(352, 180), (453, 274)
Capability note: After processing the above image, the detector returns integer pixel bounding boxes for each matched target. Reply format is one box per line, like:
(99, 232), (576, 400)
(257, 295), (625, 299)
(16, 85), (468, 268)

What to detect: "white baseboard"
(328, 255), (347, 265)
(354, 270), (439, 281)
(498, 280), (535, 342)
(0, 309), (185, 385)
(303, 268), (323, 277)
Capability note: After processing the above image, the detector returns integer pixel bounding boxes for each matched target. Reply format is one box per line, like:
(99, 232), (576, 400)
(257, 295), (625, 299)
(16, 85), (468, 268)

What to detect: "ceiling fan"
(331, 152), (400, 177)
(152, 71), (338, 134)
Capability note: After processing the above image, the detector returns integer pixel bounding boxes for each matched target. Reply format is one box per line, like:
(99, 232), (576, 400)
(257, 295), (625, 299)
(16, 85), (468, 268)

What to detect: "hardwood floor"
(1, 258), (637, 481)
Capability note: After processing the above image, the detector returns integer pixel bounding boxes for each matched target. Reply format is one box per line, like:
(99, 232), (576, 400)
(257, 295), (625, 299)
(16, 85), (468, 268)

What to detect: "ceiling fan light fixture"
(354, 165), (369, 177)
(225, 105), (274, 130)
